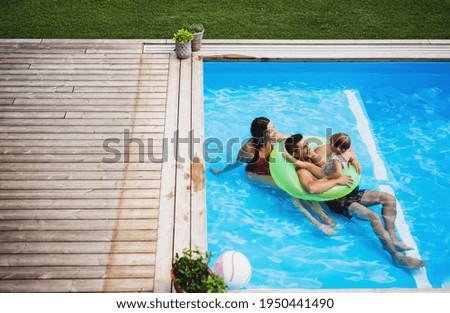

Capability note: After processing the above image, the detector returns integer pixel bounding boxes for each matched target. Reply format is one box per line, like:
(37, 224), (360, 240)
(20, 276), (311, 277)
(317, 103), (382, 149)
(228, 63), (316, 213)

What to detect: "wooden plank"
(64, 112), (166, 119)
(0, 162), (159, 171)
(0, 118), (164, 126)
(191, 56), (207, 252)
(0, 52), (169, 59)
(0, 80), (168, 87)
(86, 48), (144, 54)
(173, 57), (192, 254)
(0, 170), (161, 180)
(0, 279), (153, 292)
(0, 230), (157, 242)
(0, 138), (163, 147)
(0, 86), (73, 93)
(0, 58), (169, 65)
(0, 209), (159, 220)
(0, 180), (160, 190)
(0, 154), (164, 163)
(29, 64), (166, 70)
(0, 133), (164, 141)
(0, 199), (159, 209)
(0, 219), (158, 231)
(73, 86), (167, 93)
(153, 54), (180, 293)
(0, 125), (164, 133)
(0, 242), (156, 254)
(0, 39), (42, 44)
(9, 97), (166, 105)
(0, 99), (14, 105)
(0, 48), (87, 54)
(0, 189), (159, 200)
(4, 39), (142, 49)
(0, 112), (66, 119)
(10, 98), (166, 106)
(0, 92), (167, 99)
(0, 64), (30, 69)
(40, 39), (162, 44)
(0, 105), (167, 112)
(0, 147), (163, 157)
(0, 266), (154, 279)
(0, 253), (155, 266)
(0, 73), (168, 80)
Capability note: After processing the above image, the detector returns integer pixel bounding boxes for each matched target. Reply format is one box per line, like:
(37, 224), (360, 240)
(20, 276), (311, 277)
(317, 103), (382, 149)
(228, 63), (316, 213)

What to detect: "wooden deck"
(0, 39), (206, 292)
(1, 39), (448, 293)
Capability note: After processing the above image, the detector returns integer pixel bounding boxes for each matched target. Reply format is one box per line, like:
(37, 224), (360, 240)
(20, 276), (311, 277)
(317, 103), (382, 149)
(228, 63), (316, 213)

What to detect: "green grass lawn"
(1, 0), (449, 39)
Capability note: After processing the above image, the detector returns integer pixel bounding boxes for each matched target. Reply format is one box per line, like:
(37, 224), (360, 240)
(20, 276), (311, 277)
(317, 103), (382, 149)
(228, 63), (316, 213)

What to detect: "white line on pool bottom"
(344, 90), (431, 288)
(379, 185), (431, 288)
(345, 90), (388, 181)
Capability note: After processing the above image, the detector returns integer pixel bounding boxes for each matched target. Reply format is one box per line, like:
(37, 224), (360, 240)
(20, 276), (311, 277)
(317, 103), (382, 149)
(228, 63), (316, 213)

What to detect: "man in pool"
(284, 134), (427, 269)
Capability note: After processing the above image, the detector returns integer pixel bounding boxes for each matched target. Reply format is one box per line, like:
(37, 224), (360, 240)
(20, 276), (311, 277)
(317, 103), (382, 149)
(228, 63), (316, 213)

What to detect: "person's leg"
(303, 200), (338, 227)
(360, 190), (413, 251)
(292, 198), (337, 235)
(348, 202), (426, 269)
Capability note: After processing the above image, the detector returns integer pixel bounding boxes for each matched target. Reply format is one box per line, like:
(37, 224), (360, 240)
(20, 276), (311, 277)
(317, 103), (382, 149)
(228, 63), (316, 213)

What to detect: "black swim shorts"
(325, 187), (366, 219)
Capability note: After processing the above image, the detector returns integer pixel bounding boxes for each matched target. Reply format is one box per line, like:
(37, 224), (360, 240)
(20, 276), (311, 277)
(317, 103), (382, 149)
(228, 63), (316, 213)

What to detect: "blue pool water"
(204, 62), (450, 290)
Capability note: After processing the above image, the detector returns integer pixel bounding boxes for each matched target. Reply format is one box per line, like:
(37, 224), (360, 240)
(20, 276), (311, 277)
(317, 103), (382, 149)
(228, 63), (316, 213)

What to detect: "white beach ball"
(213, 251), (252, 290)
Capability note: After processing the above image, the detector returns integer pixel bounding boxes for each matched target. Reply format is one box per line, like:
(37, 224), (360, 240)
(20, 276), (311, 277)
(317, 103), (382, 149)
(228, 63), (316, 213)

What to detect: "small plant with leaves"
(172, 28), (194, 44)
(182, 23), (204, 34)
(172, 248), (227, 293)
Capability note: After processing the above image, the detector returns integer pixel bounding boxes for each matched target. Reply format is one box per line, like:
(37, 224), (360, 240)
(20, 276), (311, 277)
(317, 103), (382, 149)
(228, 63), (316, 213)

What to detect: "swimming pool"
(204, 62), (450, 290)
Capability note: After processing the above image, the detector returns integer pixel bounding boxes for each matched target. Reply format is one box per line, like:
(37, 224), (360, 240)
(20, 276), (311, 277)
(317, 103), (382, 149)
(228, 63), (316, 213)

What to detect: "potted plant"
(171, 248), (227, 293)
(172, 28), (194, 59)
(183, 23), (205, 52)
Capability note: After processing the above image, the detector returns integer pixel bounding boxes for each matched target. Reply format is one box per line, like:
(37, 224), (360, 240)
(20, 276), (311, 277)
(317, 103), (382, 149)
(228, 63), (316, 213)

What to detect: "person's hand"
(337, 175), (353, 187)
(349, 158), (362, 174)
(282, 151), (297, 164)
(282, 152), (309, 169)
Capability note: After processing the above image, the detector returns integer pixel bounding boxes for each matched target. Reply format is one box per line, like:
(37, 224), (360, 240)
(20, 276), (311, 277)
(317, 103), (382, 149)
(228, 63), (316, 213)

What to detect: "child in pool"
(322, 133), (355, 179)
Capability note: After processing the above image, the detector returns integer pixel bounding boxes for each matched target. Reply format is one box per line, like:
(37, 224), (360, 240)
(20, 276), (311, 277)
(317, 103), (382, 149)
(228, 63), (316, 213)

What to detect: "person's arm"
(282, 152), (324, 179)
(348, 147), (362, 174)
(274, 130), (288, 142)
(298, 169), (353, 194)
(210, 145), (253, 174)
(292, 197), (337, 235)
(305, 200), (338, 227)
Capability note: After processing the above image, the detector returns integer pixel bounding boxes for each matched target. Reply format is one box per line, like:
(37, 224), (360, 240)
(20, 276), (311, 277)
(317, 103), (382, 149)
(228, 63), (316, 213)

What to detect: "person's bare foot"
(393, 252), (427, 269)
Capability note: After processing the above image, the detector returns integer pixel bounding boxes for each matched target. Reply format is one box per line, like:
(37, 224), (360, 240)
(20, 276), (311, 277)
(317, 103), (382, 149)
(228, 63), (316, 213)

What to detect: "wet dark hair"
(250, 117), (270, 149)
(331, 133), (351, 151)
(284, 134), (304, 157)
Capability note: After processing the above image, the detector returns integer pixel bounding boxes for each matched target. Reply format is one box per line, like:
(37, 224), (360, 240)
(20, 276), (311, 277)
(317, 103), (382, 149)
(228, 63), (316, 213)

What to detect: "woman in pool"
(211, 117), (339, 234)
(211, 117), (282, 185)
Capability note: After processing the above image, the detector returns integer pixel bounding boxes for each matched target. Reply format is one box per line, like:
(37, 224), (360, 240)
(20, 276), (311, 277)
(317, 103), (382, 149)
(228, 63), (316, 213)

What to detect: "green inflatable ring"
(269, 136), (361, 201)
